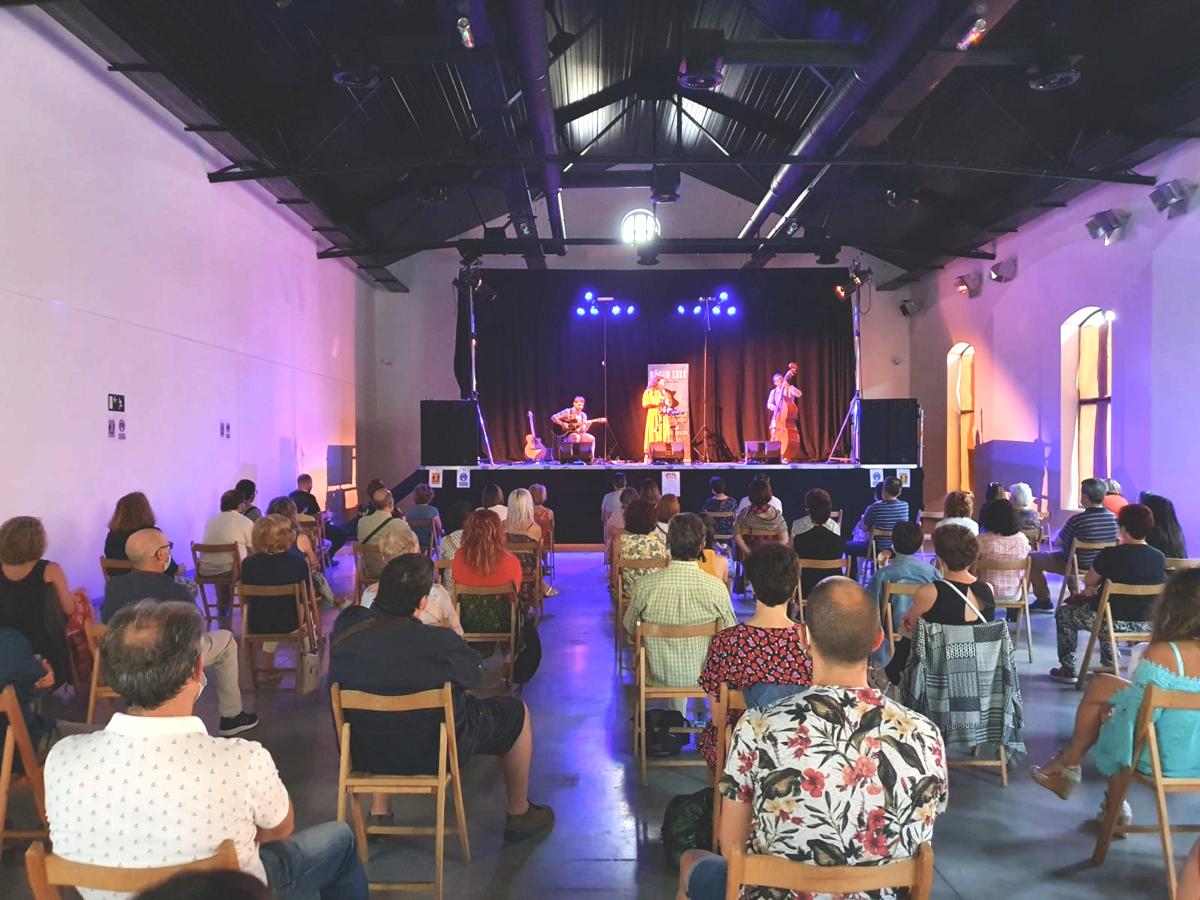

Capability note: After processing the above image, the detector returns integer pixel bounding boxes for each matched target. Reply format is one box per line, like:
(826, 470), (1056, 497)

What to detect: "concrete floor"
(2, 550), (1193, 898)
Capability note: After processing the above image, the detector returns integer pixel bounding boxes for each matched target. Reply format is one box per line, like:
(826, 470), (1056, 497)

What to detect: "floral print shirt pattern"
(718, 685), (948, 900)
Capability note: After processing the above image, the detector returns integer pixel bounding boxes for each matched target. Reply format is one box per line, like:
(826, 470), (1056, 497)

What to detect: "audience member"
(976, 499), (1033, 599)
(884, 524), (995, 684)
(135, 870), (271, 900)
(100, 528), (258, 736)
(0, 625), (86, 761)
(1050, 503), (1167, 684)
(937, 490), (979, 535)
(696, 543), (812, 771)
(406, 483), (442, 551)
(236, 479), (262, 522)
(198, 489), (254, 577)
(1140, 491), (1188, 559)
(790, 487), (842, 538)
(357, 487), (413, 547)
(618, 499), (669, 599)
(361, 529), (462, 635)
(529, 483), (554, 544)
(241, 515), (312, 671)
(1010, 482), (1042, 532)
(329, 555), (554, 841)
(480, 484), (508, 519)
(639, 478), (662, 506)
(791, 488), (847, 596)
(696, 518), (729, 585)
(506, 488), (543, 543)
(735, 474), (783, 517)
(600, 473), (627, 527)
(868, 521), (941, 628)
(1033, 569), (1200, 824)
(436, 501), (474, 591)
(679, 577), (947, 900)
(452, 510), (522, 591)
(605, 487), (640, 547)
(699, 476), (736, 546)
(623, 514), (736, 704)
(1029, 478), (1119, 612)
(104, 491), (181, 576)
(655, 494), (680, 537)
(45, 601), (367, 899)
(845, 476), (910, 568)
(733, 480), (788, 557)
(985, 481), (1011, 503)
(0, 516), (80, 685)
(1104, 478), (1130, 515)
(266, 497), (321, 571)
(289, 474), (349, 562)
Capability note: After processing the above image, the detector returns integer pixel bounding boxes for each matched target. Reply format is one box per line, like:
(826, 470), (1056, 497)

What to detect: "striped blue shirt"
(1057, 506), (1119, 570)
(862, 499), (910, 549)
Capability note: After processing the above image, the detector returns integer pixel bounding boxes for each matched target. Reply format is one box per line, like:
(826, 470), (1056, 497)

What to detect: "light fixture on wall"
(899, 299), (922, 318)
(989, 258), (1018, 283)
(954, 273), (983, 298)
(620, 208), (660, 245)
(834, 266), (871, 301)
(1149, 179), (1196, 219)
(1085, 209), (1129, 245)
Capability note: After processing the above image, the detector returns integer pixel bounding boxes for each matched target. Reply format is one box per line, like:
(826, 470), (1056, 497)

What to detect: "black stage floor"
(405, 463), (924, 544)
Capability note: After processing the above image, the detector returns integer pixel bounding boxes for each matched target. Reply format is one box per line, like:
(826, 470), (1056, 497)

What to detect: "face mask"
(195, 672), (208, 703)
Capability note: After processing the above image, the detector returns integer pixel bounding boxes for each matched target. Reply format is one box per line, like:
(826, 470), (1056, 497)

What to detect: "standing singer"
(641, 373), (676, 460)
(766, 364), (803, 462)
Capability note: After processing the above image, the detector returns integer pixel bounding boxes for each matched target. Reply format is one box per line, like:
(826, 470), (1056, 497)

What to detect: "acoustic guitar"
(524, 410), (548, 461)
(550, 416), (607, 437)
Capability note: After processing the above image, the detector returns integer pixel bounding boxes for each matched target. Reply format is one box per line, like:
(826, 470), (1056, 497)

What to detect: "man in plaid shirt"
(624, 513), (736, 689)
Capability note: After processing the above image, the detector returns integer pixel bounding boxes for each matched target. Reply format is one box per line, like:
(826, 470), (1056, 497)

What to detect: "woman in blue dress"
(1032, 569), (1200, 823)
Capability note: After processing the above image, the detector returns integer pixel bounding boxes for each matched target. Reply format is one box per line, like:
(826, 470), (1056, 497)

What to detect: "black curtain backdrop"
(458, 268), (854, 463)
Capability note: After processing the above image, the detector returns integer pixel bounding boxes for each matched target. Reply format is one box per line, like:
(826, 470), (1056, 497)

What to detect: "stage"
(403, 462), (924, 544)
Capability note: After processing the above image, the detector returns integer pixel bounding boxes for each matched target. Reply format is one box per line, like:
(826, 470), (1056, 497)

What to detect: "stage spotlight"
(956, 17), (987, 52)
(636, 245), (660, 266)
(676, 304), (686, 315)
(816, 248), (840, 265)
(575, 307), (585, 317)
(626, 305), (636, 315)
(989, 258), (1018, 282)
(611, 305), (621, 316)
(726, 305), (737, 316)
(718, 291), (729, 301)
(678, 27), (725, 90)
(456, 17), (476, 49)
(692, 304), (702, 315)
(589, 305), (599, 316)
(834, 268), (872, 301)
(954, 273), (983, 298)
(584, 290), (594, 301)
(1086, 209), (1129, 245)
(713, 306), (723, 316)
(1149, 179), (1196, 218)
(1027, 57), (1082, 92)
(650, 166), (681, 203)
(1104, 310), (1117, 323)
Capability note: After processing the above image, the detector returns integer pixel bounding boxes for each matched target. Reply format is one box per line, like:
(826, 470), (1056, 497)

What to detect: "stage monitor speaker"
(650, 441), (686, 463)
(744, 440), (782, 464)
(859, 398), (919, 465)
(420, 400), (480, 466)
(326, 445), (355, 486)
(556, 440), (594, 464)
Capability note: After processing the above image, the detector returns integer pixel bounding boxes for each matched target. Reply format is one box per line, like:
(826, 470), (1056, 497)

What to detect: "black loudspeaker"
(859, 399), (920, 465)
(326, 445), (355, 486)
(743, 440), (782, 464)
(421, 401), (480, 465)
(649, 442), (686, 463)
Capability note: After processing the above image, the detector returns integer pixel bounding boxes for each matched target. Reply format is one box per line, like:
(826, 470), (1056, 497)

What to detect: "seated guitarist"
(551, 396), (596, 453)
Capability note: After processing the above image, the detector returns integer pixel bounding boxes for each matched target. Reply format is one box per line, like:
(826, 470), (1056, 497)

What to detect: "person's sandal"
(1098, 793), (1133, 838)
(1031, 761), (1082, 800)
(503, 801), (555, 842)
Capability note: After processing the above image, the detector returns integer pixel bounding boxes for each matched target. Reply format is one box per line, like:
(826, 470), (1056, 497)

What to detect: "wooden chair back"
(1092, 684), (1200, 898)
(353, 542), (386, 602)
(1020, 526), (1044, 553)
(792, 557), (848, 622)
(710, 683), (747, 849)
(1058, 538), (1118, 603)
(704, 512), (736, 540)
(724, 842), (934, 900)
(84, 622), (119, 725)
(434, 558), (454, 585)
(190, 542), (242, 623)
(25, 839), (238, 899)
(238, 583), (314, 693)
(975, 557), (1033, 662)
(297, 515), (330, 570)
(97, 557), (132, 582)
(451, 582), (519, 686)
(881, 582), (921, 654)
(613, 555), (669, 663)
(0, 685), (48, 852)
(505, 538), (545, 616)
(1166, 558), (1200, 572)
(410, 519), (442, 558)
(1077, 581), (1160, 686)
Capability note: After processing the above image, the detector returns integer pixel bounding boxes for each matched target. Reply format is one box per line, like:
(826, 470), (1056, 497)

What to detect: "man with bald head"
(356, 486), (413, 546)
(677, 577), (948, 900)
(100, 528), (259, 736)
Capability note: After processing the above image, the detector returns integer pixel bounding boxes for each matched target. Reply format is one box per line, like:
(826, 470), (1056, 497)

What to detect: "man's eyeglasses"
(157, 542), (174, 553)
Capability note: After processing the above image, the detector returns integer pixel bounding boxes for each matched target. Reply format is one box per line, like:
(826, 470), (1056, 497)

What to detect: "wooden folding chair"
(452, 582), (519, 686)
(434, 558), (454, 586)
(918, 512), (943, 561)
(612, 556), (669, 662)
(703, 512), (736, 548)
(25, 838), (238, 899)
(84, 622), (119, 725)
(1076, 581), (1159, 687)
(709, 683), (747, 850)
(239, 583), (316, 692)
(541, 521), (556, 578)
(976, 557), (1034, 663)
(506, 537), (545, 617)
(1020, 526), (1044, 555)
(794, 557), (847, 622)
(881, 582), (921, 656)
(353, 542), (386, 603)
(724, 842), (934, 900)
(860, 527), (895, 584)
(97, 557), (133, 582)
(331, 683), (469, 899)
(1058, 538), (1118, 605)
(605, 526), (625, 567)
(1092, 685), (1200, 899)
(1166, 558), (1200, 573)
(0, 686), (48, 852)
(736, 529), (786, 599)
(411, 519), (442, 559)
(632, 620), (722, 786)
(189, 542), (242, 624)
(298, 515), (331, 570)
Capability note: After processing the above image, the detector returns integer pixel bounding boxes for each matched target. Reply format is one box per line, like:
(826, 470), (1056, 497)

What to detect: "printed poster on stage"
(646, 363), (691, 464)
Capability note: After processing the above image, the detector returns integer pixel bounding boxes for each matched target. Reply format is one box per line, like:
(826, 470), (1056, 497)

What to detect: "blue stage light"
(584, 290), (594, 301)
(713, 306), (723, 316)
(676, 304), (685, 315)
(718, 290), (729, 301)
(726, 305), (737, 316)
(692, 305), (702, 315)
(626, 305), (635, 315)
(575, 307), (585, 317)
(611, 305), (621, 316)
(589, 305), (599, 316)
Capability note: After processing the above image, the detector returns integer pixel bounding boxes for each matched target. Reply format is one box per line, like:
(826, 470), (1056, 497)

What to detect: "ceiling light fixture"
(956, 16), (988, 51)
(1085, 209), (1130, 245)
(620, 208), (660, 246)
(650, 166), (680, 203)
(636, 245), (660, 266)
(954, 273), (983, 298)
(988, 258), (1018, 282)
(834, 267), (872, 301)
(1026, 56), (1082, 92)
(1149, 179), (1196, 218)
(456, 17), (476, 49)
(678, 28), (725, 90)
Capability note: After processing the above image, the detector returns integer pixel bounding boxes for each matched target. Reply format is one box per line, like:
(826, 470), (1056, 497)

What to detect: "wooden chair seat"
(1077, 581), (1160, 686)
(25, 839), (238, 899)
(332, 684), (469, 899)
(0, 686), (48, 852)
(725, 842), (933, 900)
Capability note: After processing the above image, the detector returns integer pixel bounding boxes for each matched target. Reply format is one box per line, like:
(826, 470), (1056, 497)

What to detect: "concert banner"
(646, 362), (691, 463)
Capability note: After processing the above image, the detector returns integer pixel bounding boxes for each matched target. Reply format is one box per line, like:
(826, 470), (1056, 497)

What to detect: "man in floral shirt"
(679, 576), (948, 900)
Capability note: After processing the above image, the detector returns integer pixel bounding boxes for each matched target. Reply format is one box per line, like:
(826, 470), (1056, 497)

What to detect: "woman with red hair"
(451, 510), (524, 634)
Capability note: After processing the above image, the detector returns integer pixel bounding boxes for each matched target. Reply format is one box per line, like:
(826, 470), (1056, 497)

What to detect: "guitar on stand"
(768, 362), (803, 463)
(523, 410), (548, 462)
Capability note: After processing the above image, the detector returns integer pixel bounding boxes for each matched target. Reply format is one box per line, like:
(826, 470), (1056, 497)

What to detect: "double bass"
(770, 362), (802, 462)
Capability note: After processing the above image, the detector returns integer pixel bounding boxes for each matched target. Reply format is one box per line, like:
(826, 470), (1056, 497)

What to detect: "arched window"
(946, 342), (976, 493)
(1060, 307), (1114, 504)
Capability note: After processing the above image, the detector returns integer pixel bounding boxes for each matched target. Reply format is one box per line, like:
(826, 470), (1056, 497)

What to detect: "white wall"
(0, 9), (363, 596)
(909, 138), (1200, 543)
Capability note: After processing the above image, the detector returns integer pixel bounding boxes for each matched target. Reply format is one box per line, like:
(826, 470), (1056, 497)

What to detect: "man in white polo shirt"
(198, 489), (255, 576)
(44, 601), (366, 900)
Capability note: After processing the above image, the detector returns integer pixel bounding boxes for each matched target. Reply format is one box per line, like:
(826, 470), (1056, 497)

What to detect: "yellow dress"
(642, 388), (672, 454)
